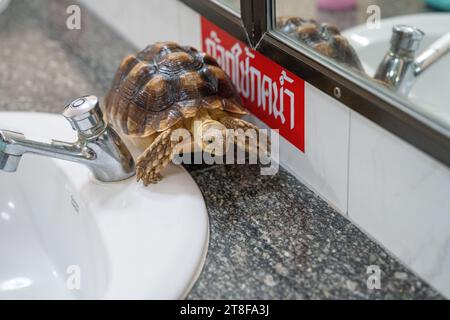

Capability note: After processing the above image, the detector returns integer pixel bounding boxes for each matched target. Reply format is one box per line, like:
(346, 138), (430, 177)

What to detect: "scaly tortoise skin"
(276, 17), (365, 72)
(105, 41), (265, 185)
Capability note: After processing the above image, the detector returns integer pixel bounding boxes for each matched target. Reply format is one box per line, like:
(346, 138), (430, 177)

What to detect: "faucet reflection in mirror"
(375, 25), (450, 96)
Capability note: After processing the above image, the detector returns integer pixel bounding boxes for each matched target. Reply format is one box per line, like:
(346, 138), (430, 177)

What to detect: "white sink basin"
(345, 13), (450, 127)
(0, 112), (209, 299)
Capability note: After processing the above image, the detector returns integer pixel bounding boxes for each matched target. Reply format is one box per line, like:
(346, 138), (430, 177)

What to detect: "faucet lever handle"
(63, 95), (105, 137)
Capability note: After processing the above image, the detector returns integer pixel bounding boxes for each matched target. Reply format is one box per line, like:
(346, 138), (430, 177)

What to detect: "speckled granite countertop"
(0, 0), (443, 299)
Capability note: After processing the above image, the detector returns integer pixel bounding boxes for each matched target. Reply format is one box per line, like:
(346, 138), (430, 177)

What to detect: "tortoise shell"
(277, 17), (364, 71)
(105, 41), (246, 137)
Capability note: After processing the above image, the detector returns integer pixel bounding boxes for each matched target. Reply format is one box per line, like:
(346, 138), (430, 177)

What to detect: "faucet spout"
(0, 131), (25, 172)
(0, 96), (135, 182)
(0, 130), (94, 170)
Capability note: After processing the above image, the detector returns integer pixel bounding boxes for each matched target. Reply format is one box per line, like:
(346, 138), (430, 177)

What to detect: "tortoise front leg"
(218, 116), (270, 156)
(136, 128), (175, 186)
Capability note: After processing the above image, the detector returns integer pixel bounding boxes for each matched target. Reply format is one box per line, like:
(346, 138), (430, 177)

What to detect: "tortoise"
(276, 17), (364, 72)
(105, 41), (266, 185)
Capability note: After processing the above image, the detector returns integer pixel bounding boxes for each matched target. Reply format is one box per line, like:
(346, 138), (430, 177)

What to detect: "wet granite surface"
(0, 0), (443, 299)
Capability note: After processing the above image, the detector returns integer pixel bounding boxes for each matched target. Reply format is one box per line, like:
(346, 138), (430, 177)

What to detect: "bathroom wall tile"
(177, 1), (202, 48)
(348, 110), (450, 297)
(80, 0), (180, 48)
(248, 83), (350, 214)
(81, 0), (201, 48)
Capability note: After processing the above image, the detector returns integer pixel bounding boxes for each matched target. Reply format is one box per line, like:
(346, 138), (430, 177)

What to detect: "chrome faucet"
(375, 25), (450, 96)
(0, 95), (135, 182)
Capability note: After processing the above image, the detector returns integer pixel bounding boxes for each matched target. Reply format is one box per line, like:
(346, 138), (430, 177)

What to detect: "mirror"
(212, 0), (240, 14)
(272, 0), (450, 131)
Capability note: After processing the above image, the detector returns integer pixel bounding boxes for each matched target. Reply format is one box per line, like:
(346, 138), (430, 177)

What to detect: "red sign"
(201, 17), (305, 152)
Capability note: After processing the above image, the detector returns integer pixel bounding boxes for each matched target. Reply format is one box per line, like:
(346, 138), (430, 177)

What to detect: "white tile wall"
(249, 83), (350, 213)
(80, 0), (201, 48)
(81, 0), (450, 297)
(348, 111), (450, 297)
(177, 1), (202, 48)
